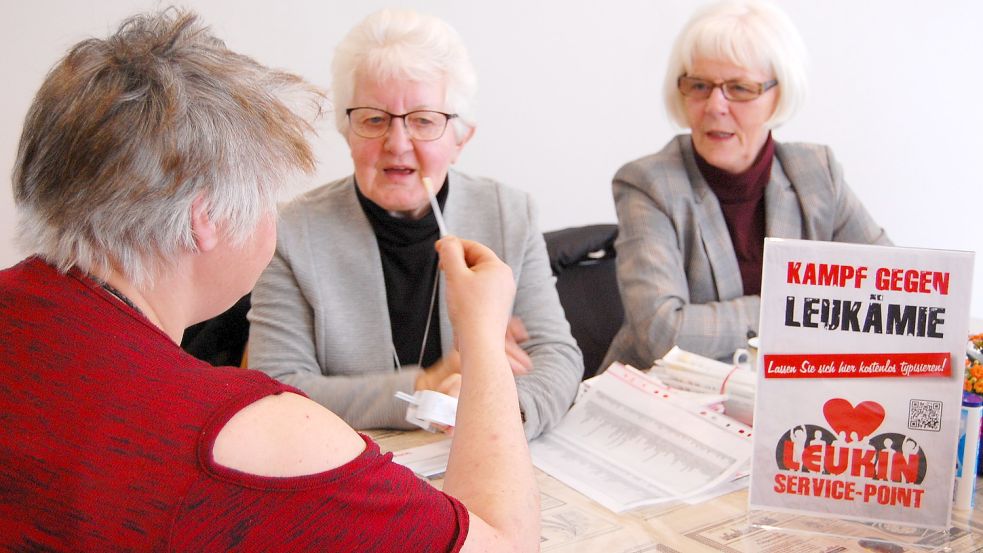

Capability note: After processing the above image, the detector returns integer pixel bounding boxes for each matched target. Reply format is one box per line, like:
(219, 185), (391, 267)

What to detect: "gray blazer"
(248, 169), (583, 439)
(603, 135), (891, 369)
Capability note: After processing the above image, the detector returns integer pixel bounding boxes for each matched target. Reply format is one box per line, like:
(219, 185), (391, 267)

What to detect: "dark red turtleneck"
(694, 132), (775, 296)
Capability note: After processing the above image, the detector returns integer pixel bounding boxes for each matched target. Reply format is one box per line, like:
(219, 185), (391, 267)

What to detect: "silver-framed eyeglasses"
(677, 75), (778, 102)
(346, 107), (458, 141)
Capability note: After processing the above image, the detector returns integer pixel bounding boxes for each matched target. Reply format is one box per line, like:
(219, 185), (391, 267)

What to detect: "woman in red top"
(0, 8), (538, 552)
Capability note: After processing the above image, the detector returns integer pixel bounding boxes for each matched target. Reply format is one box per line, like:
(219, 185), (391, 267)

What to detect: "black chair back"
(544, 224), (623, 379)
(181, 294), (251, 367)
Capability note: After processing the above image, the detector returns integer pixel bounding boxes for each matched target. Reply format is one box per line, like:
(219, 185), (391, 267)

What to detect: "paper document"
(390, 438), (451, 479)
(531, 363), (752, 512)
(652, 346), (755, 426)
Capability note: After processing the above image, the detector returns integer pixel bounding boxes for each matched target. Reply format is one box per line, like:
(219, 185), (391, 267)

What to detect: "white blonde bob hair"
(331, 8), (477, 142)
(663, 0), (808, 129)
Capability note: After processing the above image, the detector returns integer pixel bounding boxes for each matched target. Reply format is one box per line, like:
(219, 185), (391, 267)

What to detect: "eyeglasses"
(345, 107), (458, 141)
(677, 75), (778, 102)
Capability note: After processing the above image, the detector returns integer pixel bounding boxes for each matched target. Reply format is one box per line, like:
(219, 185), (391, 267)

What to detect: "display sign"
(749, 239), (975, 529)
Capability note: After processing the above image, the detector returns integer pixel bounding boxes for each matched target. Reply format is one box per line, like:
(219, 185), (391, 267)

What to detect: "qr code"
(908, 399), (943, 432)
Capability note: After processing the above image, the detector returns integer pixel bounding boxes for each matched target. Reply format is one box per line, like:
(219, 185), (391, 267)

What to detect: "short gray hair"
(330, 8), (477, 141)
(663, 0), (807, 129)
(13, 8), (323, 286)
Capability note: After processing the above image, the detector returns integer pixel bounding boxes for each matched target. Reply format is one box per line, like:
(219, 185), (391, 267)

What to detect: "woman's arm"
(613, 167), (759, 364)
(510, 196), (583, 439)
(214, 237), (539, 552)
(438, 236), (541, 553)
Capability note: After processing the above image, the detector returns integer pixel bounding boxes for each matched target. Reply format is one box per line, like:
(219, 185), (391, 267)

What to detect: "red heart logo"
(823, 398), (885, 443)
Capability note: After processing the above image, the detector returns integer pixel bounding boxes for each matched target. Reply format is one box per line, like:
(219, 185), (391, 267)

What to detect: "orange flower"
(963, 334), (983, 392)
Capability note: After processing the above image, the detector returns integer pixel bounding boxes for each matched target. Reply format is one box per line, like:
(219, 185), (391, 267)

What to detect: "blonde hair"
(331, 8), (477, 140)
(663, 0), (808, 129)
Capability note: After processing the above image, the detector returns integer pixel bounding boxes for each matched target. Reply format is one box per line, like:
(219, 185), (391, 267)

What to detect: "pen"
(422, 176), (449, 237)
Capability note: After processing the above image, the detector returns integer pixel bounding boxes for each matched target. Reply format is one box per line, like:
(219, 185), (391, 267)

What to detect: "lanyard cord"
(417, 268), (440, 368)
(393, 265), (440, 371)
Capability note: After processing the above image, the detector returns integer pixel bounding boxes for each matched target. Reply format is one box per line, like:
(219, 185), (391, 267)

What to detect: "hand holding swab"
(422, 176), (449, 237)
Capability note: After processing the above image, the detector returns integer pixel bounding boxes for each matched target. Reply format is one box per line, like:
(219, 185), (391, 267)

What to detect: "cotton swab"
(422, 177), (449, 237)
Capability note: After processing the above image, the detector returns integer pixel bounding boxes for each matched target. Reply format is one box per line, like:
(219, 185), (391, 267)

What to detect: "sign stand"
(747, 239), (975, 551)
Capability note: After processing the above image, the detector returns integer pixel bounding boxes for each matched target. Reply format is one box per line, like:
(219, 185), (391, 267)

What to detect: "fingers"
(415, 353), (461, 391)
(437, 373), (462, 397)
(414, 370), (433, 392)
(504, 316), (532, 374)
(435, 235), (464, 274)
(433, 423), (455, 436)
(506, 354), (532, 376)
(436, 236), (500, 271)
(457, 237), (498, 267)
(440, 351), (462, 375)
(507, 316), (529, 343)
(504, 337), (533, 375)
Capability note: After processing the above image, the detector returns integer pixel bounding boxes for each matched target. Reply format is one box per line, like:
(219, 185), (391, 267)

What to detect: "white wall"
(2, 1), (981, 316)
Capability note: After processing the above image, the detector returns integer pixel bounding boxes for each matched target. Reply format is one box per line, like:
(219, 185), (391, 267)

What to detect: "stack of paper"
(530, 363), (752, 512)
(652, 346), (755, 426)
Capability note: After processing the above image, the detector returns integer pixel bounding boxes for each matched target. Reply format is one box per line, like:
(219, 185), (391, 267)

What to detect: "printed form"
(530, 363), (752, 512)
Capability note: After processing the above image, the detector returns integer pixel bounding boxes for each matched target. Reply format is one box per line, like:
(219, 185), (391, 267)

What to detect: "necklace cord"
(417, 269), (440, 368)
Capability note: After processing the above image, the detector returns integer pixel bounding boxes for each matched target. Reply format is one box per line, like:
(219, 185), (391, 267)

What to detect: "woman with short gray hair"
(248, 8), (583, 438)
(604, 0), (891, 369)
(1, 9), (539, 550)
(13, 15), (316, 287)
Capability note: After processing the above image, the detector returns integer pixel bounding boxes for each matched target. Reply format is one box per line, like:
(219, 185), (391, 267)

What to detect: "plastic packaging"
(955, 391), (982, 510)
(394, 390), (458, 432)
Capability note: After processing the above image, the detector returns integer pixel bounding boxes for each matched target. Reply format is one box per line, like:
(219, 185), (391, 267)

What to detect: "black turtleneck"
(355, 179), (448, 368)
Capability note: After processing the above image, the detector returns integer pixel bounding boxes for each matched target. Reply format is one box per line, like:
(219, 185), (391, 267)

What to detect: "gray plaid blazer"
(602, 135), (891, 369)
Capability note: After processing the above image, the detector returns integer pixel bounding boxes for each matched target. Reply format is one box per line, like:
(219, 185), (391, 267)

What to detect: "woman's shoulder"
(449, 169), (530, 210)
(613, 135), (701, 203)
(446, 170), (536, 249)
(279, 176), (356, 218)
(274, 176), (362, 239)
(209, 391), (368, 478)
(450, 169), (519, 192)
(615, 135), (690, 180)
(774, 140), (837, 168)
(773, 140), (842, 192)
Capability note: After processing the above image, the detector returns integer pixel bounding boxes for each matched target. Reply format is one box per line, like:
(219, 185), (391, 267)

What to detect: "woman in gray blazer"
(604, 0), (890, 370)
(247, 9), (582, 439)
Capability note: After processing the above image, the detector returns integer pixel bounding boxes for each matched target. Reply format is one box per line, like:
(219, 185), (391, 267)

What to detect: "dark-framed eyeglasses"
(677, 75), (778, 102)
(345, 107), (458, 141)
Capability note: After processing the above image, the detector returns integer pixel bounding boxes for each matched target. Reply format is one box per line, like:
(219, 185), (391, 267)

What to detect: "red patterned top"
(0, 257), (468, 551)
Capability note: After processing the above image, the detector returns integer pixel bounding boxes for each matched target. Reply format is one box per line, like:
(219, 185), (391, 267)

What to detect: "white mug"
(732, 337), (760, 371)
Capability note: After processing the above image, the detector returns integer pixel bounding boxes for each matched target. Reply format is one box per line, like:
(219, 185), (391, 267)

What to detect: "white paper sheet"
(531, 363), (752, 512)
(390, 438), (452, 479)
(652, 346), (756, 426)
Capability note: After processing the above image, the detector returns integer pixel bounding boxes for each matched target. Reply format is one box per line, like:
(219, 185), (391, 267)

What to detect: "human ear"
(450, 125), (476, 164)
(190, 195), (219, 252)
